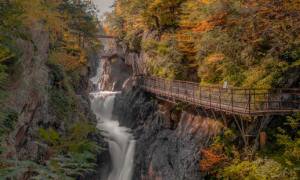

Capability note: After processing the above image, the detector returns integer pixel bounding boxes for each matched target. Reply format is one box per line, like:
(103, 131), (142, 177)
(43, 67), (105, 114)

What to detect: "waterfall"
(89, 39), (135, 180)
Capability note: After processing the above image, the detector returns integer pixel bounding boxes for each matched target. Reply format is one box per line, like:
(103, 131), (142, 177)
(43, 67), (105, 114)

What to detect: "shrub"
(39, 128), (60, 146)
(221, 158), (297, 180)
(200, 148), (226, 172)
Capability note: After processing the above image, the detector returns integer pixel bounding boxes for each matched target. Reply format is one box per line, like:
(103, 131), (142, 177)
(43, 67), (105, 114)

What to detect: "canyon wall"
(113, 89), (222, 180)
(1, 22), (105, 179)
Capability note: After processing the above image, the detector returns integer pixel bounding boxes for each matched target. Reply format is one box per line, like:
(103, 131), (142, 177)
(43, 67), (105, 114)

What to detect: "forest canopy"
(106, 0), (300, 88)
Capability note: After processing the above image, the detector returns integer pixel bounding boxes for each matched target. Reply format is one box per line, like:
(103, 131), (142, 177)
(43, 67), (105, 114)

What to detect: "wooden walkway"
(136, 76), (300, 116)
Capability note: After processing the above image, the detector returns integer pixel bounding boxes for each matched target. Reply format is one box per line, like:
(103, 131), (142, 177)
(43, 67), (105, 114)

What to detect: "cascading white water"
(89, 40), (135, 180)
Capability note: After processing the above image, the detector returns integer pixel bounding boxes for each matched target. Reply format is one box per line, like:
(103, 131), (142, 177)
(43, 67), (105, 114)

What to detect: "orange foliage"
(206, 53), (225, 64)
(102, 23), (111, 35)
(199, 148), (226, 172)
(192, 12), (227, 33)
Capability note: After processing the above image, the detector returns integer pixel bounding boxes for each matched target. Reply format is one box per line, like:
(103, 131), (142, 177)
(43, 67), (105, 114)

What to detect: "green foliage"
(64, 122), (102, 154)
(144, 0), (185, 30)
(37, 122), (102, 179)
(221, 158), (297, 180)
(0, 110), (18, 137)
(47, 60), (78, 122)
(59, 0), (100, 38)
(0, 0), (23, 111)
(212, 128), (238, 158)
(39, 128), (60, 146)
(0, 155), (94, 179)
(275, 113), (300, 169)
(37, 121), (102, 178)
(49, 87), (75, 121)
(0, 2), (24, 140)
(47, 152), (97, 178)
(218, 113), (300, 179)
(0, 159), (48, 179)
(281, 45), (300, 63)
(143, 39), (184, 79)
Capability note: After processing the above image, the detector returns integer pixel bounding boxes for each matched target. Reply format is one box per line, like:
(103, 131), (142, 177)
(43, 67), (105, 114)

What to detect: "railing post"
(219, 87), (222, 110)
(248, 89), (251, 114)
(199, 86), (202, 104)
(177, 82), (179, 97)
(209, 87), (212, 108)
(163, 79), (166, 95)
(244, 89), (247, 112)
(267, 92), (270, 111)
(279, 89), (282, 110)
(184, 82), (186, 101)
(253, 89), (256, 111)
(231, 89), (234, 113)
(192, 85), (195, 104)
(154, 78), (156, 89)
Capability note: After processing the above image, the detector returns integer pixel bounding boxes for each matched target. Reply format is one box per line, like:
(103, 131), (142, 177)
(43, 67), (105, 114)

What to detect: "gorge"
(0, 0), (300, 180)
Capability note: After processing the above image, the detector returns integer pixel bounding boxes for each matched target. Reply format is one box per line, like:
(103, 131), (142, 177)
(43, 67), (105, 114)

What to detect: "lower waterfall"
(89, 60), (135, 180)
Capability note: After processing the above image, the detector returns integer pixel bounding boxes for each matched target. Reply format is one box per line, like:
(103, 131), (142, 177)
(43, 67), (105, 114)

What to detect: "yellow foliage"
(200, 0), (216, 5)
(17, 0), (94, 73)
(50, 50), (87, 72)
(124, 16), (145, 33)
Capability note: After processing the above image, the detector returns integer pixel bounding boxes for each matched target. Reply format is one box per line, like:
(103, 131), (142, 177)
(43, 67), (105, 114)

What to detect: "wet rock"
(114, 89), (223, 180)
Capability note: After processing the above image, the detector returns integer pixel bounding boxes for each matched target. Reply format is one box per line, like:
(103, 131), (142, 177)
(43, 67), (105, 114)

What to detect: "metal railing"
(136, 76), (300, 116)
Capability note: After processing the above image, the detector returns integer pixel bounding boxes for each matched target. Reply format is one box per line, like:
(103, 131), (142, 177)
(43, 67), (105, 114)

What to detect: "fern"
(39, 128), (61, 146)
(0, 159), (48, 179)
(48, 152), (98, 178)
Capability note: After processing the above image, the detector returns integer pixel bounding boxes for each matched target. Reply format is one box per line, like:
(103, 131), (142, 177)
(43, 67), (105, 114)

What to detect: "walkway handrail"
(136, 76), (300, 116)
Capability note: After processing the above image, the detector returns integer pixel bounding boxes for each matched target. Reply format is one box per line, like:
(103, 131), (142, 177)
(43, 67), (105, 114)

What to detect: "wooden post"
(259, 131), (267, 149)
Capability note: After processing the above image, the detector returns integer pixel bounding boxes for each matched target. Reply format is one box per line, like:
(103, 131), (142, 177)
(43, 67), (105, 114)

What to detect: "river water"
(89, 40), (135, 180)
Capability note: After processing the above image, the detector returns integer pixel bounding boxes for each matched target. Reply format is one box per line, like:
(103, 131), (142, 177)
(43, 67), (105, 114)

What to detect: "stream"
(89, 40), (135, 180)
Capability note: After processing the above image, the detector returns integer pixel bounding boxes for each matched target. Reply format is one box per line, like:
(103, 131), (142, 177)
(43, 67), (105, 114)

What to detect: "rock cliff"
(1, 22), (105, 179)
(98, 36), (223, 180)
(113, 89), (222, 180)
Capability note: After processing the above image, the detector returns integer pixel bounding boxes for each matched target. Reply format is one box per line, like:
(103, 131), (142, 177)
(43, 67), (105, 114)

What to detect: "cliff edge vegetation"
(105, 0), (300, 88)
